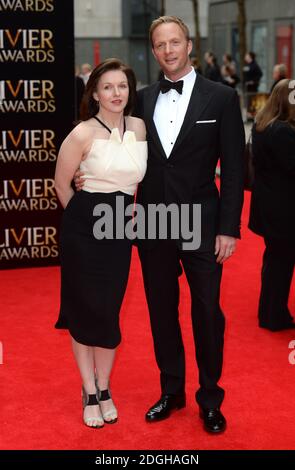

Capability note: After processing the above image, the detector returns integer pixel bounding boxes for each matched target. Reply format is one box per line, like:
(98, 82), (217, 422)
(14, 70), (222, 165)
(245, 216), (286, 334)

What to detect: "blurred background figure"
(248, 79), (295, 331)
(222, 53), (236, 75)
(190, 56), (202, 74)
(204, 51), (222, 82)
(80, 63), (92, 85)
(243, 52), (263, 93)
(221, 65), (240, 88)
(270, 63), (287, 93)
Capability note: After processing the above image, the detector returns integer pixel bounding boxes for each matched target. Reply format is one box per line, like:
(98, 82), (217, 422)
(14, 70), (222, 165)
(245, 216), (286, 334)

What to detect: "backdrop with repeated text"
(0, 0), (75, 268)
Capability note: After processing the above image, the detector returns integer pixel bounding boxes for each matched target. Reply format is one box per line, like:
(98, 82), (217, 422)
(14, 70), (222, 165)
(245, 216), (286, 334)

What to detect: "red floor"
(0, 190), (295, 450)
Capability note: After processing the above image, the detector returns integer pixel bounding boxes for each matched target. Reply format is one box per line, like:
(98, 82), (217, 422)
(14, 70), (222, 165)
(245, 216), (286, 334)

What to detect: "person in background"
(203, 50), (213, 77)
(204, 51), (223, 82)
(54, 58), (147, 429)
(221, 65), (240, 88)
(221, 53), (236, 75)
(243, 52), (263, 93)
(270, 63), (287, 93)
(248, 79), (295, 331)
(80, 63), (92, 85)
(191, 56), (203, 74)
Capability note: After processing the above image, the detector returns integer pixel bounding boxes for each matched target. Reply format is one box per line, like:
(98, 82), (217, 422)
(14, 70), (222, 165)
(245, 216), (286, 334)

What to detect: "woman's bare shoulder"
(126, 116), (146, 141)
(66, 120), (96, 144)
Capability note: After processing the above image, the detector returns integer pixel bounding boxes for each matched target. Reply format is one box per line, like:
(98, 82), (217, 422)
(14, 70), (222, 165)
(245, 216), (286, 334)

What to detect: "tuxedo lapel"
(144, 82), (167, 161)
(169, 74), (214, 159)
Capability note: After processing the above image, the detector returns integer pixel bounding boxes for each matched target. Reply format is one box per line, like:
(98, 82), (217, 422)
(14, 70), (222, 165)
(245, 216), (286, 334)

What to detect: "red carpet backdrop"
(0, 0), (74, 269)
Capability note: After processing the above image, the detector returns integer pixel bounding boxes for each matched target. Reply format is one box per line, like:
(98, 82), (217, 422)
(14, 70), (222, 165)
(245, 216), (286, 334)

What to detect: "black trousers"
(138, 240), (225, 410)
(258, 238), (295, 330)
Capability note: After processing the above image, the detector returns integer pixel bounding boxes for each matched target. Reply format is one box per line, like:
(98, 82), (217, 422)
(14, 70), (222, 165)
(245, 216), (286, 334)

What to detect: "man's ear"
(187, 40), (193, 56)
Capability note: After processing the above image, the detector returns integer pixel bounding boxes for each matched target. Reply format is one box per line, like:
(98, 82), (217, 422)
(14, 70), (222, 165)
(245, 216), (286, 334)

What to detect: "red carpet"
(1, 190), (295, 450)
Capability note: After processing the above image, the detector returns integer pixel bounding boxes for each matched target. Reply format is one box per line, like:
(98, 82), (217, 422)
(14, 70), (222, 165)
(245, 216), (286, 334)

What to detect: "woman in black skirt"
(54, 59), (147, 428)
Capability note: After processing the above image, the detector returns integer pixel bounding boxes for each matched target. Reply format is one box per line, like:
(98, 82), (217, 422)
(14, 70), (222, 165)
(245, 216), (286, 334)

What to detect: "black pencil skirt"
(55, 190), (134, 348)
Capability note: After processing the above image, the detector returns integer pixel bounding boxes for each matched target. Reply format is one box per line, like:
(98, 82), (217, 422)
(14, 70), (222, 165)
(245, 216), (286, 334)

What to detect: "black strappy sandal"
(97, 388), (118, 424)
(82, 386), (104, 428)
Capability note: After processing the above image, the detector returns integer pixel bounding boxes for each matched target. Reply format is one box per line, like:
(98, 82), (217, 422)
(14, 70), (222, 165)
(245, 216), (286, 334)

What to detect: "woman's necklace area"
(94, 115), (126, 136)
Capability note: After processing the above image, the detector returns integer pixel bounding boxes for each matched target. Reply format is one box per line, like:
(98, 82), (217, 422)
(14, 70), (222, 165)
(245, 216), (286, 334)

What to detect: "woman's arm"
(54, 126), (86, 208)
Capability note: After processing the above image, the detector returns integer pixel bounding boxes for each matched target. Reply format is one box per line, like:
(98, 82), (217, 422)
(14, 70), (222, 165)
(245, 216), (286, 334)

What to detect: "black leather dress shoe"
(199, 407), (226, 433)
(145, 394), (186, 422)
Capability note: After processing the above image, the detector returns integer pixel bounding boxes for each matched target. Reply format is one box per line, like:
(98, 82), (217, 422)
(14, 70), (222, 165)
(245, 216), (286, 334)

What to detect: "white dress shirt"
(153, 66), (196, 158)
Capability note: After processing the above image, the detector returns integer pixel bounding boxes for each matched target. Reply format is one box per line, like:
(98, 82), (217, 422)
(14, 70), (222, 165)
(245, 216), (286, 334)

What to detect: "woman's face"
(94, 70), (129, 114)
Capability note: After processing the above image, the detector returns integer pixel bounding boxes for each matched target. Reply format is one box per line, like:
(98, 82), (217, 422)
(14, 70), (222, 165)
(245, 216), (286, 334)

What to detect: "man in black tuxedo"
(134, 16), (245, 433)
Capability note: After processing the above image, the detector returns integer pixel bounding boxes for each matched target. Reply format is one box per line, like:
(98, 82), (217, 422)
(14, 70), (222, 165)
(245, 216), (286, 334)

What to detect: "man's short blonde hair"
(149, 16), (190, 47)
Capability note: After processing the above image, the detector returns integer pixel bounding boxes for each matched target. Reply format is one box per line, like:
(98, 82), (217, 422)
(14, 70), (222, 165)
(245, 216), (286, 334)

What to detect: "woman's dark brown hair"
(256, 78), (295, 132)
(79, 58), (137, 120)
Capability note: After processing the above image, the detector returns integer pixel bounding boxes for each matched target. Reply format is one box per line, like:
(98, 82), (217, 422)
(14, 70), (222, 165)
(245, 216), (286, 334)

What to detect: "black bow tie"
(160, 78), (184, 94)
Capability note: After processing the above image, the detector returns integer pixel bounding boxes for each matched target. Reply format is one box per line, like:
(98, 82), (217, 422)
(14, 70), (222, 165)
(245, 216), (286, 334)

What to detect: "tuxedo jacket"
(249, 120), (295, 240)
(134, 73), (245, 250)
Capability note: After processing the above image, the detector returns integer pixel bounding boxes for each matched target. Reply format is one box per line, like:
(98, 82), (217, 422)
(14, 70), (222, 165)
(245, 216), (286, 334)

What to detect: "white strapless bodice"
(80, 128), (147, 195)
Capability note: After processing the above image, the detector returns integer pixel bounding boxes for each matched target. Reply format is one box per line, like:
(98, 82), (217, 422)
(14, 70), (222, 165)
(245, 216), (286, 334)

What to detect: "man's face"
(273, 66), (280, 80)
(151, 22), (192, 80)
(245, 54), (252, 64)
